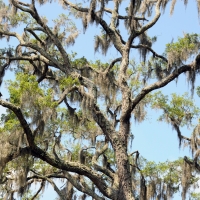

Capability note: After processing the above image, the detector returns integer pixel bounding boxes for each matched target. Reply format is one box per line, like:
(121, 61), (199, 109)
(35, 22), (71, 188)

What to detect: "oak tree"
(0, 0), (200, 199)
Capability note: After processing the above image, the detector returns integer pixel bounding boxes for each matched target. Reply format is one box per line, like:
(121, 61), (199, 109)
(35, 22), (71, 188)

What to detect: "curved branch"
(184, 156), (200, 172)
(63, 0), (123, 54)
(92, 142), (114, 180)
(29, 174), (66, 200)
(0, 99), (35, 146)
(169, 116), (191, 147)
(138, 0), (162, 34)
(131, 64), (194, 111)
(56, 86), (78, 105)
(126, 0), (162, 48)
(30, 180), (45, 200)
(63, 172), (105, 200)
(131, 44), (168, 63)
(25, 28), (45, 46)
(104, 8), (148, 21)
(31, 146), (111, 197)
(104, 57), (122, 74)
(0, 99), (111, 197)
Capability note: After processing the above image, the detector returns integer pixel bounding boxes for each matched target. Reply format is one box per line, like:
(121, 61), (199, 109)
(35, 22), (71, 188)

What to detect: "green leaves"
(166, 33), (200, 66)
(151, 91), (200, 127)
(59, 76), (79, 90)
(141, 159), (183, 185)
(8, 73), (41, 105)
(7, 73), (57, 109)
(166, 34), (199, 54)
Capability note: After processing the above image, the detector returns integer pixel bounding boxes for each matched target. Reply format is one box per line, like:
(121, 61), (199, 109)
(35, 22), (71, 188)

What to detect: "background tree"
(0, 0), (200, 199)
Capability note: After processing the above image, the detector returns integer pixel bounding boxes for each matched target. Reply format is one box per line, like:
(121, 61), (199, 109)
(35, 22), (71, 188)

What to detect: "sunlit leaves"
(151, 92), (200, 127)
(59, 76), (79, 90)
(7, 73), (57, 108)
(141, 159), (183, 185)
(9, 12), (30, 27)
(166, 33), (200, 66)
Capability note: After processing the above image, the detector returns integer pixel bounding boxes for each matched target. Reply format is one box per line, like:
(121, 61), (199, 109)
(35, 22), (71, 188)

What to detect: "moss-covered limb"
(24, 28), (45, 46)
(0, 55), (54, 66)
(63, 0), (88, 12)
(11, 0), (71, 73)
(103, 7), (148, 21)
(0, 99), (110, 197)
(28, 173), (66, 200)
(126, 0), (162, 49)
(92, 105), (117, 143)
(63, 0), (124, 54)
(103, 57), (122, 74)
(72, 72), (94, 87)
(50, 172), (106, 200)
(91, 142), (115, 180)
(30, 145), (110, 197)
(131, 63), (195, 111)
(29, 171), (105, 200)
(0, 99), (35, 147)
(137, 0), (162, 35)
(21, 43), (63, 69)
(131, 44), (168, 63)
(0, 29), (24, 43)
(63, 172), (106, 200)
(110, 0), (119, 30)
(56, 86), (78, 105)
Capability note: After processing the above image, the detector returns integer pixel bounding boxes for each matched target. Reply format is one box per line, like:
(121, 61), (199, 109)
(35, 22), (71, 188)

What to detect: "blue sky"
(1, 0), (200, 199)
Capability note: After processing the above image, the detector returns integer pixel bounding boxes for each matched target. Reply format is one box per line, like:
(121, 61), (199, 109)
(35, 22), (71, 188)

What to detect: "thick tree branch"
(0, 55), (54, 66)
(42, 172), (106, 200)
(0, 99), (35, 147)
(30, 145), (111, 197)
(56, 86), (78, 105)
(131, 64), (194, 111)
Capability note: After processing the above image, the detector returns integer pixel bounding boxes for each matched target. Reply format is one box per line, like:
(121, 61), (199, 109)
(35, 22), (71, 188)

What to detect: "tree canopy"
(0, 0), (200, 199)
